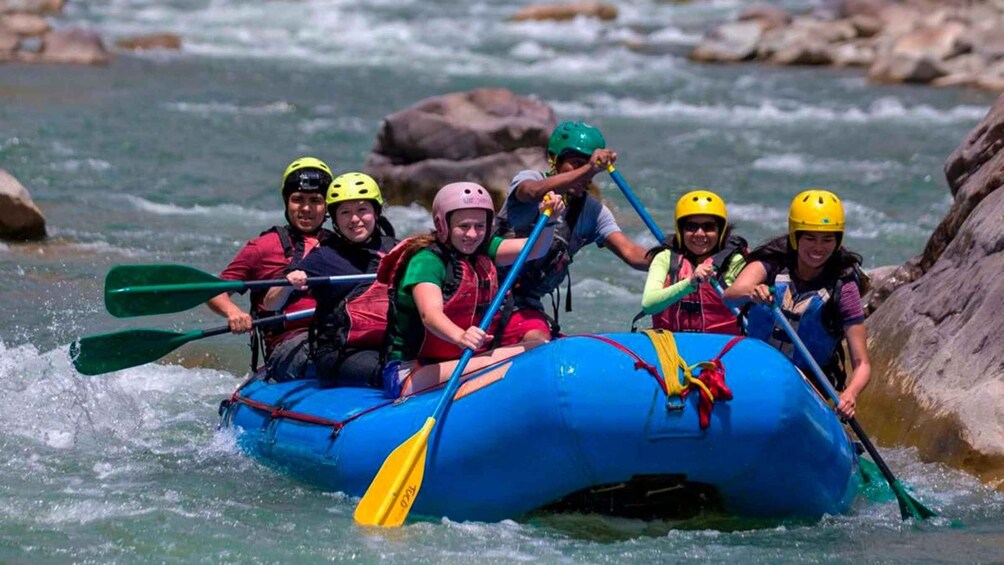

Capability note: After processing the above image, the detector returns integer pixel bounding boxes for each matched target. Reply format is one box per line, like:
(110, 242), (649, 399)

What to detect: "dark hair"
(748, 234), (862, 281)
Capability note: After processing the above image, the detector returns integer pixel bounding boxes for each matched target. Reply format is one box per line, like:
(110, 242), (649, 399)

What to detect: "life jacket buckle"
(664, 398), (686, 412)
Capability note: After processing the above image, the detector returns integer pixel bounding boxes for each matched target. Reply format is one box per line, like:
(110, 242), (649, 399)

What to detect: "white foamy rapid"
(0, 340), (235, 452)
(123, 195), (279, 222)
(551, 95), (990, 125)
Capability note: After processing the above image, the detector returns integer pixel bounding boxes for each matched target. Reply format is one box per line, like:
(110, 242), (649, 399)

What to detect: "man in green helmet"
(206, 157), (333, 380)
(494, 121), (650, 343)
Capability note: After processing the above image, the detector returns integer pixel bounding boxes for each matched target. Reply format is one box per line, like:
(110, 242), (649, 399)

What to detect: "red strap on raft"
(682, 335), (742, 429)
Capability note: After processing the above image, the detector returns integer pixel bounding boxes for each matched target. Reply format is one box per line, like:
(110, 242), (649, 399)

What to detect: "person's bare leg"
(402, 342), (546, 395)
(520, 329), (551, 343)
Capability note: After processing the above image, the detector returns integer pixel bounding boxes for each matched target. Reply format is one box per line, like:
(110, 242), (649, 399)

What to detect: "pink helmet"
(432, 182), (495, 243)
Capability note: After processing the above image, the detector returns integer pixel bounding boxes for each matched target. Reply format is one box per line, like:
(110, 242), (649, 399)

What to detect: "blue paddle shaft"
(770, 306), (841, 405)
(429, 211), (553, 423)
(607, 167), (667, 244)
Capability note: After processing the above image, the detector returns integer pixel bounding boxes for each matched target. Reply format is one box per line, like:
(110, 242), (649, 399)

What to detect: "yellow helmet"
(281, 157), (333, 199)
(326, 172), (385, 209)
(788, 189), (844, 249)
(674, 190), (728, 247)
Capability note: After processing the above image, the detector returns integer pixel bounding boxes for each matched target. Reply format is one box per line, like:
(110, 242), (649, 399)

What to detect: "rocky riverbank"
(863, 91), (1004, 489)
(692, 0), (1004, 90)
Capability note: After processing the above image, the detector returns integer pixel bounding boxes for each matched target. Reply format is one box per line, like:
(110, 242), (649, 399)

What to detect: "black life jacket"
(494, 194), (587, 337)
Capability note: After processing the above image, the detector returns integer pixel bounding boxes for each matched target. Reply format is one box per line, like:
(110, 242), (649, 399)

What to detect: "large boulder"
(364, 89), (556, 207)
(0, 169), (46, 241)
(862, 93), (1004, 489)
(39, 27), (110, 65)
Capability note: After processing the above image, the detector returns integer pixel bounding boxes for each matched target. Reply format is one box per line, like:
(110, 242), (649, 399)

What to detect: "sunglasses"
(682, 221), (719, 233)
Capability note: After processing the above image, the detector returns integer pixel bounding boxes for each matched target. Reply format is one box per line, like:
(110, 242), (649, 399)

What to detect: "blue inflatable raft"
(220, 332), (858, 522)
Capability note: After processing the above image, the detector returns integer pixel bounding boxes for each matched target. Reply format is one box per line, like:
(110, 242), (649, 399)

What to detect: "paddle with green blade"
(105, 263), (375, 318)
(770, 305), (937, 520)
(353, 205), (556, 527)
(609, 165), (932, 518)
(71, 308), (315, 376)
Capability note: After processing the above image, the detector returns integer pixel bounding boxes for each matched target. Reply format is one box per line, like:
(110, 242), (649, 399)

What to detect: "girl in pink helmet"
(383, 181), (564, 398)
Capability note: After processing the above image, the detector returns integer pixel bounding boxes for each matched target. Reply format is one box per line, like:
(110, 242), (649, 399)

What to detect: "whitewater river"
(1, 0), (1002, 562)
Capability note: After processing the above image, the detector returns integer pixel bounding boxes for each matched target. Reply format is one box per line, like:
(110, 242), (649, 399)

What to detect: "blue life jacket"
(746, 270), (841, 378)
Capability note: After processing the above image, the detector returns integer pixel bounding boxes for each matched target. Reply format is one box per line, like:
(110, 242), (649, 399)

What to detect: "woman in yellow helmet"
(640, 190), (748, 334)
(724, 189), (871, 418)
(264, 172), (397, 388)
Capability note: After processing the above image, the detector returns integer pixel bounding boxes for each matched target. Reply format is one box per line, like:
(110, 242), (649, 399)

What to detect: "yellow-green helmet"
(326, 172), (385, 211)
(281, 157), (333, 200)
(674, 190), (728, 247)
(788, 189), (845, 249)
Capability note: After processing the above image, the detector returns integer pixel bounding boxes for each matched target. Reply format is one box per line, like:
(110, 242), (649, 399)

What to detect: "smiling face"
(679, 214), (720, 258)
(796, 231), (839, 272)
(448, 208), (488, 255)
(334, 199), (376, 243)
(555, 152), (591, 197)
(286, 192), (327, 233)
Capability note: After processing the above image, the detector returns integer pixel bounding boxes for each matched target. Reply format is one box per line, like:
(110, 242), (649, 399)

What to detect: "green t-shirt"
(390, 237), (503, 360)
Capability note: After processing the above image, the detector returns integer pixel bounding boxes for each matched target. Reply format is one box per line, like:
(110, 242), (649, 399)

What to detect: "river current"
(1, 0), (1002, 562)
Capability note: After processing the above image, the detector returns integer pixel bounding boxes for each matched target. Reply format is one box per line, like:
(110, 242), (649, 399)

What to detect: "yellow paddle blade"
(354, 417), (434, 527)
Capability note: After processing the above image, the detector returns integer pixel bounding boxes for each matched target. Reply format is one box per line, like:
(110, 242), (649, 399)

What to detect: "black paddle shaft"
(199, 311), (298, 339)
(242, 276), (335, 290)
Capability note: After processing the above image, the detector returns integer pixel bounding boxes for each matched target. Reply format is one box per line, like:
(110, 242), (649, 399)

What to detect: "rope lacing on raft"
(223, 356), (515, 437)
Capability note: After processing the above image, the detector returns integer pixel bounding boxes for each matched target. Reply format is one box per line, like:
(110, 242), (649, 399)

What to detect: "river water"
(1, 0), (1003, 562)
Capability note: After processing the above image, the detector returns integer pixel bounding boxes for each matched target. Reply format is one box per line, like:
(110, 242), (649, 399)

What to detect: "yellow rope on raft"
(642, 329), (712, 401)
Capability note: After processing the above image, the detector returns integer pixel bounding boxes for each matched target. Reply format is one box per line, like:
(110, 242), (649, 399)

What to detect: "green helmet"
(547, 121), (606, 160)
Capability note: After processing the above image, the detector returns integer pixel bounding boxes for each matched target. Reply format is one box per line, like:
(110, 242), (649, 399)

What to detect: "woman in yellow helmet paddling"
(724, 189), (871, 419)
(640, 190), (747, 335)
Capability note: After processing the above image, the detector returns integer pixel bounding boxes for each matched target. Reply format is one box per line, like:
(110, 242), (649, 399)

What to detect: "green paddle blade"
(71, 327), (203, 375)
(858, 457), (895, 503)
(105, 264), (244, 318)
(892, 479), (938, 520)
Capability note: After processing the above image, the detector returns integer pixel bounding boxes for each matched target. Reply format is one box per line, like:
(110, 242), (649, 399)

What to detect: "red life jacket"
(331, 238), (411, 351)
(333, 238), (500, 363)
(413, 246), (499, 362)
(651, 253), (742, 336)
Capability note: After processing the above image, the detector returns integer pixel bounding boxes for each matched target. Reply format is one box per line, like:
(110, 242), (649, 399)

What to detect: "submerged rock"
(0, 169), (47, 241)
(510, 2), (617, 22)
(364, 88), (555, 207)
(115, 33), (182, 52)
(863, 93), (1004, 489)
